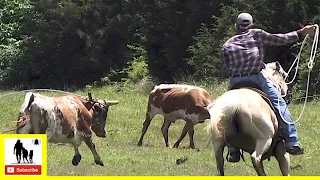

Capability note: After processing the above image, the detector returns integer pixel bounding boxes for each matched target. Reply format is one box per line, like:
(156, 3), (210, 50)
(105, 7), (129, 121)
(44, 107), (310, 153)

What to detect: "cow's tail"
(19, 92), (35, 115)
(14, 92), (35, 134)
(206, 94), (239, 139)
(27, 93), (35, 110)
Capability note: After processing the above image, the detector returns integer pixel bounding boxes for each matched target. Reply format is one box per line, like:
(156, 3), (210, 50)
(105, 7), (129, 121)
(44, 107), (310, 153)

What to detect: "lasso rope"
(0, 89), (83, 99)
(279, 24), (319, 124)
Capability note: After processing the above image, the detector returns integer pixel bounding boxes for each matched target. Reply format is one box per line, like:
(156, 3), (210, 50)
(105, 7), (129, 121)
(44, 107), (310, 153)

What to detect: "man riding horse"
(221, 12), (316, 162)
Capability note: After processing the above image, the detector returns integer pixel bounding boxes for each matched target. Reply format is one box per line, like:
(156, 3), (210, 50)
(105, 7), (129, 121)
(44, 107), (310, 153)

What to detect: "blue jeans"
(229, 73), (299, 147)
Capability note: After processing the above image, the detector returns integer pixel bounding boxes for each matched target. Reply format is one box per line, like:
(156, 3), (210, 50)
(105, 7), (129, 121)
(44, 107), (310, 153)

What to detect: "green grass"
(0, 82), (319, 176)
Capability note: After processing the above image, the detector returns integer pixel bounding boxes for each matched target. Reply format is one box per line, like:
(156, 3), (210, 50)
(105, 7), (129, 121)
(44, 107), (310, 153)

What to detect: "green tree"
(141, 0), (225, 82)
(8, 0), (139, 88)
(0, 0), (32, 86)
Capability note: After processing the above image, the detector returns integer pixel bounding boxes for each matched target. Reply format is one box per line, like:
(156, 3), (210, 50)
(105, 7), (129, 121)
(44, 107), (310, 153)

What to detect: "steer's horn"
(105, 100), (119, 106)
(88, 93), (93, 102)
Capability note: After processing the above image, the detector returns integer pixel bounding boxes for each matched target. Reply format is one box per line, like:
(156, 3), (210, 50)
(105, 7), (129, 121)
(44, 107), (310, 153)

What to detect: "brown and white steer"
(137, 84), (213, 148)
(16, 92), (118, 166)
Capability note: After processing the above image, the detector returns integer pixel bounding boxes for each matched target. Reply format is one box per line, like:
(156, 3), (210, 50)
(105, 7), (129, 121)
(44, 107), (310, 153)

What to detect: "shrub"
(127, 44), (150, 83)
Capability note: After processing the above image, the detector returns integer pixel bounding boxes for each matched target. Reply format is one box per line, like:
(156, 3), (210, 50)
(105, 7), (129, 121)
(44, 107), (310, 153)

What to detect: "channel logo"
(4, 138), (43, 176)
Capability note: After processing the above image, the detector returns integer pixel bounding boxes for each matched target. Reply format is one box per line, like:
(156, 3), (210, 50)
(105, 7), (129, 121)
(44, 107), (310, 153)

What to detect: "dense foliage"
(1, 0), (320, 100)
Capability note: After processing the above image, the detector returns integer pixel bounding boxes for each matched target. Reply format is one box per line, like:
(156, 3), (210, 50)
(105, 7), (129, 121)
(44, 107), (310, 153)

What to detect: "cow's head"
(90, 99), (119, 138)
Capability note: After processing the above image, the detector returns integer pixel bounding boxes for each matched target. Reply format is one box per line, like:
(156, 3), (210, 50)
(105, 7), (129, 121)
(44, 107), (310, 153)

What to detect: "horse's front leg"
(213, 139), (226, 176)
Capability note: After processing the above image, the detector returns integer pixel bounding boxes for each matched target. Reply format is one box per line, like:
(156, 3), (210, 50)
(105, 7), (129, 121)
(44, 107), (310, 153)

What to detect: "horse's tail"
(206, 95), (239, 139)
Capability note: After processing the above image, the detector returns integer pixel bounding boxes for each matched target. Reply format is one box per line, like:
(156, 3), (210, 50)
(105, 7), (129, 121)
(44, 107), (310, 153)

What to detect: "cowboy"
(221, 12), (316, 162)
(13, 139), (23, 163)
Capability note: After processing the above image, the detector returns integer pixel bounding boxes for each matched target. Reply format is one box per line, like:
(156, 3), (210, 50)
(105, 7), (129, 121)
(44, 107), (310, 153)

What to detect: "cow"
(137, 84), (213, 149)
(16, 92), (119, 166)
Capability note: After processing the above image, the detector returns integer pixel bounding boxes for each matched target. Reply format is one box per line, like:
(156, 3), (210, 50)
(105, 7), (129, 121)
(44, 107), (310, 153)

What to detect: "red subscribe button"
(5, 165), (42, 175)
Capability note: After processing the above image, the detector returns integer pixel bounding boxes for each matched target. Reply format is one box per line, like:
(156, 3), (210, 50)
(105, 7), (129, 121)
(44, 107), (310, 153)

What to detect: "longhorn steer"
(16, 92), (118, 166)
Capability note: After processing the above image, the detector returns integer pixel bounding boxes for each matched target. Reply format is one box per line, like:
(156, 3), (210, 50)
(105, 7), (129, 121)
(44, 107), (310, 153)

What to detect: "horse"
(206, 62), (291, 176)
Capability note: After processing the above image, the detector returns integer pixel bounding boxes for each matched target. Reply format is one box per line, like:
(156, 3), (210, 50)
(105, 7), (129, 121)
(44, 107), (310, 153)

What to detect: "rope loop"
(280, 24), (319, 124)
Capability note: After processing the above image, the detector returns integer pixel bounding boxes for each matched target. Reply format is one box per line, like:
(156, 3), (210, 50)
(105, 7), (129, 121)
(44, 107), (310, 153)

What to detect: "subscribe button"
(5, 165), (42, 175)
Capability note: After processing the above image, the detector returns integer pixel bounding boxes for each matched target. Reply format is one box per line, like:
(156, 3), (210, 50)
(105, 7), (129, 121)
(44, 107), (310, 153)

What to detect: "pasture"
(0, 82), (319, 176)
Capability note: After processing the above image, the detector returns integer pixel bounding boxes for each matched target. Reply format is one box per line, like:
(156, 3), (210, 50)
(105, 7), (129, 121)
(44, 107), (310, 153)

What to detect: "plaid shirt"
(221, 28), (299, 77)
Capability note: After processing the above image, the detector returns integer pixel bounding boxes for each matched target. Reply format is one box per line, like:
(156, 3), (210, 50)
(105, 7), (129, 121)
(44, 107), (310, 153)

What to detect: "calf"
(137, 84), (213, 148)
(16, 92), (118, 166)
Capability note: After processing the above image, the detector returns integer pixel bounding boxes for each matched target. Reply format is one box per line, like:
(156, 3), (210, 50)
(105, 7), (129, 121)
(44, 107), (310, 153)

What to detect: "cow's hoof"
(137, 141), (142, 146)
(72, 154), (82, 166)
(165, 143), (172, 148)
(173, 143), (179, 148)
(95, 160), (104, 166)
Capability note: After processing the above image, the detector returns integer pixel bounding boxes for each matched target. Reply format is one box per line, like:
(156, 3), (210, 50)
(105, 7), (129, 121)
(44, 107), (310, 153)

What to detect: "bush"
(127, 44), (150, 83)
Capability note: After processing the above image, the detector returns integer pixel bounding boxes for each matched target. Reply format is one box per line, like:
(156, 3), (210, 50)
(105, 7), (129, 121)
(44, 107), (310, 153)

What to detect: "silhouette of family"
(13, 139), (34, 163)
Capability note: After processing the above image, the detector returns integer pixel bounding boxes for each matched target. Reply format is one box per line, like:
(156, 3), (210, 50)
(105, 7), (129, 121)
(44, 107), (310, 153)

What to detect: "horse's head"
(262, 62), (289, 96)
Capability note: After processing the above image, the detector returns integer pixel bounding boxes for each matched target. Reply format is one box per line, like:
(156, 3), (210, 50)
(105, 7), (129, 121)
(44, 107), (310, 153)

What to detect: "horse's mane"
(261, 62), (288, 96)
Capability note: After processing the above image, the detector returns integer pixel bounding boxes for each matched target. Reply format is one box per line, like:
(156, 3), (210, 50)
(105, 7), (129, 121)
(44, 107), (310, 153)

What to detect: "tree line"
(1, 0), (320, 99)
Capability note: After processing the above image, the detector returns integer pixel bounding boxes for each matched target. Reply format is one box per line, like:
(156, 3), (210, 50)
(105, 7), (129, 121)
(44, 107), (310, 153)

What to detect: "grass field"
(0, 82), (319, 176)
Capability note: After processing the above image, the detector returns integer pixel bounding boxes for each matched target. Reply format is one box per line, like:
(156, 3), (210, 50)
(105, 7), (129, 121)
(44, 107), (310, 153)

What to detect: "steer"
(137, 84), (213, 148)
(16, 92), (118, 166)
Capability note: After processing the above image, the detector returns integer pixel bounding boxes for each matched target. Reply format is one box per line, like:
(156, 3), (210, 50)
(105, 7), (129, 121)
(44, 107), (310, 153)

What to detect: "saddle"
(227, 81), (285, 162)
(229, 81), (276, 113)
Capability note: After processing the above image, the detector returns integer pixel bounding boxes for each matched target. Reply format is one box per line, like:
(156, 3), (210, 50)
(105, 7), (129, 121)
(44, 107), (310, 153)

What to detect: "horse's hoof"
(173, 143), (179, 148)
(72, 154), (82, 166)
(137, 141), (142, 146)
(95, 160), (104, 166)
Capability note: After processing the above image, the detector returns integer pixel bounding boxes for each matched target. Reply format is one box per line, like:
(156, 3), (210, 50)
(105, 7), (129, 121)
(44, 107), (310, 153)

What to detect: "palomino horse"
(206, 62), (291, 176)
